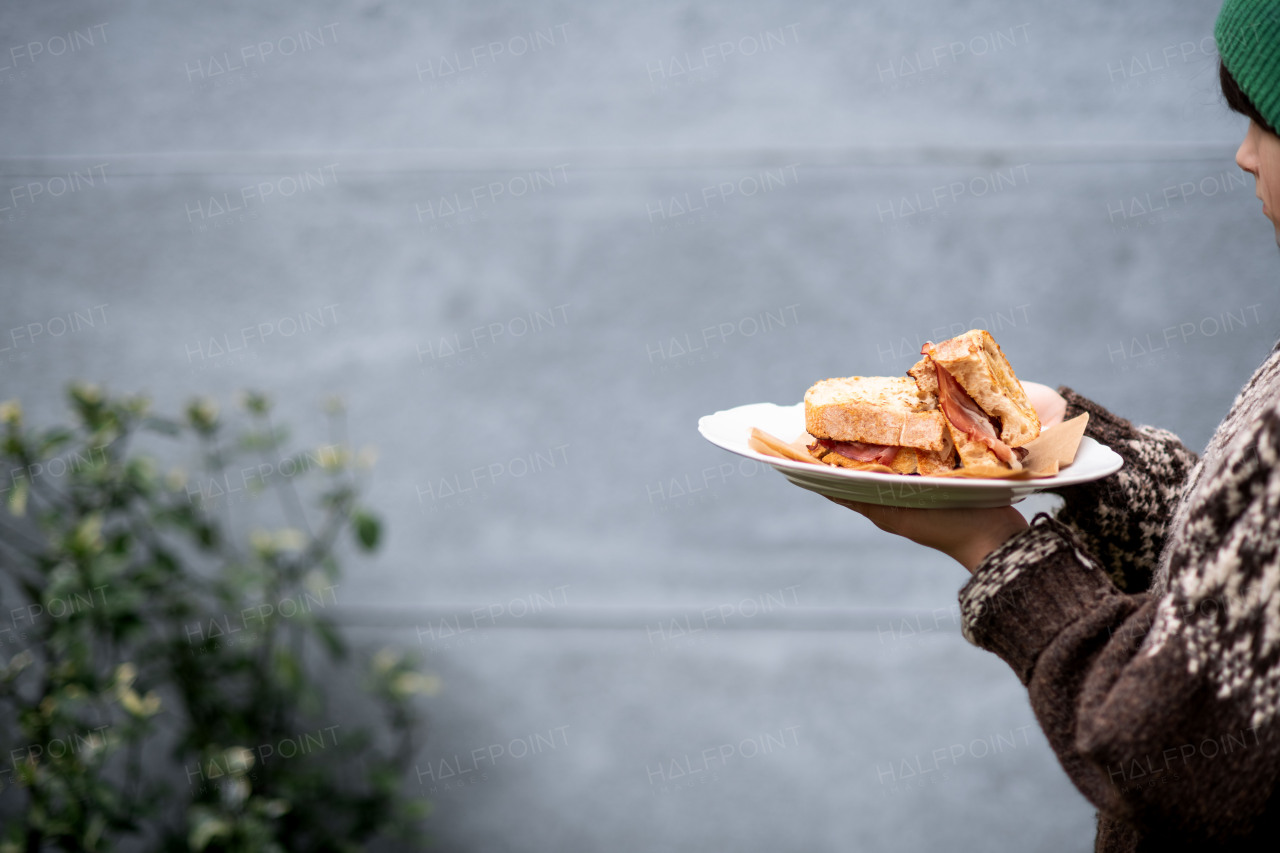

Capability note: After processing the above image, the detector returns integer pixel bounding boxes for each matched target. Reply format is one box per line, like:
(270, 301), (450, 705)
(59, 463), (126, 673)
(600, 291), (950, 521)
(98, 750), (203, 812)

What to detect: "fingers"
(827, 497), (896, 519)
(1021, 381), (1067, 428)
(825, 497), (908, 534)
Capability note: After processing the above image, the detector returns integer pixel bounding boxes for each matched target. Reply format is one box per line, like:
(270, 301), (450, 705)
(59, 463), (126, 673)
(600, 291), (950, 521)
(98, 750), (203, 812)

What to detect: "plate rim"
(697, 400), (1124, 492)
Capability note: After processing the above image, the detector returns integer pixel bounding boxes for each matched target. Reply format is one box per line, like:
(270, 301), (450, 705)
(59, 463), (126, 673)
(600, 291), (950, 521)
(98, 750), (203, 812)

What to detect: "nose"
(1237, 122), (1259, 175)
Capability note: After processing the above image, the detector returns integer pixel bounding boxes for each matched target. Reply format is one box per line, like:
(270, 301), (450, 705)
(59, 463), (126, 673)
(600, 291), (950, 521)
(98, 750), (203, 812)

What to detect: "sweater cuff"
(959, 513), (1118, 683)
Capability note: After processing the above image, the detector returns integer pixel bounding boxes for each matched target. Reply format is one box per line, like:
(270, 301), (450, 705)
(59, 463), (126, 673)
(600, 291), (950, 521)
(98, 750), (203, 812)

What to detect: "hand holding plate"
(826, 498), (1028, 573)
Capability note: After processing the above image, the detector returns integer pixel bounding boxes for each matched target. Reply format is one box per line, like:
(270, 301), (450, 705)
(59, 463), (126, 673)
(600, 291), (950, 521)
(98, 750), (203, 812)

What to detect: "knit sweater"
(959, 342), (1280, 851)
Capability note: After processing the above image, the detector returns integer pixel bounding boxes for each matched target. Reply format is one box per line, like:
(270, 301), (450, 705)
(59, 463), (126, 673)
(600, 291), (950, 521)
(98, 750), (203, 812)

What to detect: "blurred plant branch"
(0, 384), (434, 852)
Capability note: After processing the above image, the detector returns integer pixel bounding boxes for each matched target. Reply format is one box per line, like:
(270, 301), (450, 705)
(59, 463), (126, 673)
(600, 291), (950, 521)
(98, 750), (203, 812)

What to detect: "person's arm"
(833, 387), (1277, 841)
(1046, 387), (1201, 593)
(961, 409), (1280, 843)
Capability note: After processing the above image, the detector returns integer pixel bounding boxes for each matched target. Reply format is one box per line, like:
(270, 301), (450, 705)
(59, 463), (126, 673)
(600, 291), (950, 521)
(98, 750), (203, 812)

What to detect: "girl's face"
(1236, 119), (1280, 245)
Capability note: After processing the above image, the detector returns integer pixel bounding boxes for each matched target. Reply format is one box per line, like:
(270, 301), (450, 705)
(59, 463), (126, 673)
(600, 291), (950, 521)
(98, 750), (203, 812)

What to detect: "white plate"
(698, 402), (1124, 508)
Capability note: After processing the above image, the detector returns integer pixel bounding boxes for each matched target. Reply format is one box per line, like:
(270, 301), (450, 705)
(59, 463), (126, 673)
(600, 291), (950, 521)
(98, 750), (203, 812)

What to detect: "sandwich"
(801, 329), (1040, 476)
(908, 329), (1040, 471)
(804, 375), (957, 475)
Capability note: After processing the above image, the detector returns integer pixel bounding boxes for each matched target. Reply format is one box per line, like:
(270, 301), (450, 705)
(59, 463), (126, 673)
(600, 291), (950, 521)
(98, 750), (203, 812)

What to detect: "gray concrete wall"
(2, 1), (1276, 850)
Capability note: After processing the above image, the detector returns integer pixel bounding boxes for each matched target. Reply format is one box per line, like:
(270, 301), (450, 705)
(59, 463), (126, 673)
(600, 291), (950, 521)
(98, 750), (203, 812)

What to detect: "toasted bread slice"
(804, 376), (947, 451)
(922, 330), (1040, 447)
(908, 357), (938, 408)
(945, 420), (1003, 469)
(916, 430), (957, 475)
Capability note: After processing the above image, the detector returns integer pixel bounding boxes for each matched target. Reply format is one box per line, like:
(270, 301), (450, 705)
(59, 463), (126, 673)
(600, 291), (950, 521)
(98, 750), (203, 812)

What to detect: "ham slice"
(925, 348), (1021, 466)
(811, 438), (900, 466)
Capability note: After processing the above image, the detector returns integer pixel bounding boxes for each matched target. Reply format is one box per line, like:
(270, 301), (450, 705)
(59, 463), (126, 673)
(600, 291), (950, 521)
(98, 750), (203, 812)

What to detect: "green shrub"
(0, 384), (433, 851)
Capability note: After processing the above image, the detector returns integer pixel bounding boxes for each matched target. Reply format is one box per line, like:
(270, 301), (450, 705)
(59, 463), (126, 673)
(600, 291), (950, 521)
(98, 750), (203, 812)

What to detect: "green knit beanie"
(1216, 0), (1280, 132)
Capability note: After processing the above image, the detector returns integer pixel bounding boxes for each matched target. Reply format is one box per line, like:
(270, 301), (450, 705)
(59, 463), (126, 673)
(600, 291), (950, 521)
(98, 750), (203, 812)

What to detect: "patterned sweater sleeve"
(1048, 387), (1199, 593)
(958, 407), (1280, 846)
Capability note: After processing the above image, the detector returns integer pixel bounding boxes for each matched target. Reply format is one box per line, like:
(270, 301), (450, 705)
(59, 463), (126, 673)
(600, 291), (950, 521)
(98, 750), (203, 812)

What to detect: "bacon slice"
(929, 355), (1021, 466)
(810, 438), (899, 466)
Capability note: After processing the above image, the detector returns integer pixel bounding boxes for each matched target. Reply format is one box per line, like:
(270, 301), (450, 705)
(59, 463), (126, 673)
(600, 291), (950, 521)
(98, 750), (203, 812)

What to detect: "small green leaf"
(141, 415), (182, 436)
(195, 522), (217, 550)
(37, 427), (73, 456)
(352, 511), (380, 551)
(69, 382), (102, 411)
(71, 513), (105, 554)
(189, 809), (231, 851)
(273, 648), (302, 691)
(239, 390), (270, 416)
(313, 619), (347, 660)
(184, 397), (219, 435)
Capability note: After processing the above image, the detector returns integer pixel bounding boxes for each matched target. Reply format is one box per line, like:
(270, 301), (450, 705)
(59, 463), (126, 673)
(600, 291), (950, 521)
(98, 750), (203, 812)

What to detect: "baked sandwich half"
(804, 375), (956, 474)
(908, 329), (1040, 470)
